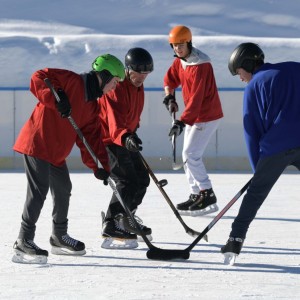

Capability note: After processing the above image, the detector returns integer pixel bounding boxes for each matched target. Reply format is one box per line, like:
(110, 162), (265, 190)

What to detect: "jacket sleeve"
(102, 87), (133, 146)
(163, 59), (181, 90)
(30, 68), (67, 110)
(243, 87), (264, 171)
(76, 109), (110, 172)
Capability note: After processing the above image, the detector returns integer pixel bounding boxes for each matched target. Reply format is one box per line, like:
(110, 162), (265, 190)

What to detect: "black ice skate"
(176, 194), (199, 214)
(121, 211), (153, 242)
(221, 237), (244, 266)
(12, 239), (48, 264)
(50, 234), (86, 255)
(188, 188), (219, 216)
(101, 212), (138, 249)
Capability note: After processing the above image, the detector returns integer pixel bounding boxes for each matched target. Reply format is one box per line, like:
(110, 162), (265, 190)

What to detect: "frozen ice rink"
(1, 171), (299, 299)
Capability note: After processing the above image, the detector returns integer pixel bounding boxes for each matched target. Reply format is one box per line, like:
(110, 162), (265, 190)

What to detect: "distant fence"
(0, 87), (251, 171)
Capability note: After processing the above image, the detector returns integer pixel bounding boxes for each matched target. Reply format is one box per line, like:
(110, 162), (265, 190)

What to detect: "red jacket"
(98, 78), (144, 146)
(164, 48), (223, 125)
(13, 68), (109, 172)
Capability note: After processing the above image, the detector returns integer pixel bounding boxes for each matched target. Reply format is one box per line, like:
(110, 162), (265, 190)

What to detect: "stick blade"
(172, 163), (183, 170)
(147, 248), (190, 261)
(187, 230), (208, 242)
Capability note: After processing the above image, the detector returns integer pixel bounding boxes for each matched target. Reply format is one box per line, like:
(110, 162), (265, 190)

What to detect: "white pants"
(182, 119), (222, 194)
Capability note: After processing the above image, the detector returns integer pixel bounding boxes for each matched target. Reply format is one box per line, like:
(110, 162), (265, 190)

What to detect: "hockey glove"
(123, 133), (143, 152)
(56, 89), (71, 118)
(168, 120), (185, 137)
(94, 168), (110, 185)
(163, 94), (178, 115)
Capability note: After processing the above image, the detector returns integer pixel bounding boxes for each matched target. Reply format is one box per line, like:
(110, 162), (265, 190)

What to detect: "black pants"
(18, 155), (72, 240)
(230, 147), (300, 239)
(105, 145), (150, 220)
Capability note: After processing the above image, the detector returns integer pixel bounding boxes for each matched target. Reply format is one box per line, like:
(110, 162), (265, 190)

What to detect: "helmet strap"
(173, 54), (187, 62)
(171, 41), (192, 61)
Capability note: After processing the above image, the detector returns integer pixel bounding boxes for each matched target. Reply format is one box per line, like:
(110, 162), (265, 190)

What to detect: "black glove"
(123, 133), (143, 152)
(94, 168), (110, 185)
(168, 120), (185, 137)
(56, 89), (71, 118)
(163, 94), (178, 114)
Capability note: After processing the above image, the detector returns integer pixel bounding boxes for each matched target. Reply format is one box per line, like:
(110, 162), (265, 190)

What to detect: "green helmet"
(92, 54), (125, 81)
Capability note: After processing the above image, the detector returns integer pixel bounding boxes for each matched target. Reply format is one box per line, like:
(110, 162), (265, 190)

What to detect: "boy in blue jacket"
(221, 42), (300, 265)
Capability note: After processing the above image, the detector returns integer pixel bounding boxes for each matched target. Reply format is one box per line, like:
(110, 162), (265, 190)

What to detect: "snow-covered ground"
(1, 0), (300, 88)
(1, 171), (299, 300)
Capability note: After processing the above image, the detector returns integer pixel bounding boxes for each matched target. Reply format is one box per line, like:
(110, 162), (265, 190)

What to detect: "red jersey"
(13, 68), (109, 172)
(98, 78), (144, 146)
(164, 48), (223, 126)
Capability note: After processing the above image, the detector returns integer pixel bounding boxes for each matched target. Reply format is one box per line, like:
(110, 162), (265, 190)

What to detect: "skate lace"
(114, 217), (131, 233)
(201, 189), (214, 198)
(62, 234), (78, 247)
(25, 240), (41, 250)
(131, 215), (146, 229)
(190, 194), (200, 202)
(181, 194), (199, 205)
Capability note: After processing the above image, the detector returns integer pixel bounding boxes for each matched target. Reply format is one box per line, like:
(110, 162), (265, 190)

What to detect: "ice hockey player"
(222, 42), (300, 265)
(163, 25), (223, 216)
(95, 48), (153, 249)
(12, 54), (125, 264)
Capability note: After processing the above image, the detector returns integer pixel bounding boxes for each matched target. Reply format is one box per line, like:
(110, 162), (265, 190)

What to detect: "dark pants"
(18, 155), (72, 240)
(105, 145), (150, 220)
(230, 147), (300, 239)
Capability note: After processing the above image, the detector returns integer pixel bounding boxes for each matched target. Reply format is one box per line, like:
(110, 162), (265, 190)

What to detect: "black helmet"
(125, 47), (154, 73)
(228, 43), (264, 75)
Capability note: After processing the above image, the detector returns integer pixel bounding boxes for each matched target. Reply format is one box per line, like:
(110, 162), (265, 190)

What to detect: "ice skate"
(223, 252), (238, 266)
(121, 210), (153, 242)
(50, 234), (86, 255)
(12, 239), (48, 264)
(101, 213), (138, 249)
(176, 194), (198, 215)
(188, 189), (219, 216)
(221, 237), (244, 266)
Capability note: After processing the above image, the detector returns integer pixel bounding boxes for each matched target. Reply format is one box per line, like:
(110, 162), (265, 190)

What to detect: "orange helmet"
(169, 25), (192, 44)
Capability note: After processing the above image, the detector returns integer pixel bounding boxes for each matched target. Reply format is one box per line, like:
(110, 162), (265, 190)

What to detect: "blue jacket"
(243, 62), (300, 171)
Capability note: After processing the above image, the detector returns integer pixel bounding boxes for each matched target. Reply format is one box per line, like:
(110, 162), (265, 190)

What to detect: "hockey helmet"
(228, 43), (265, 75)
(125, 47), (153, 73)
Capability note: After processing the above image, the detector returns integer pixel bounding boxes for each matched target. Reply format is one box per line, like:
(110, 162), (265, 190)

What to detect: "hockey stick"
(138, 152), (208, 241)
(171, 112), (183, 170)
(44, 78), (189, 260)
(147, 177), (252, 260)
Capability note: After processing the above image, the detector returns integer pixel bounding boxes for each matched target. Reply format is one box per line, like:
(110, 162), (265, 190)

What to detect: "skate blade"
(51, 246), (86, 256)
(223, 252), (238, 266)
(12, 249), (47, 264)
(137, 234), (153, 242)
(177, 210), (191, 216)
(101, 237), (138, 249)
(185, 204), (219, 217)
